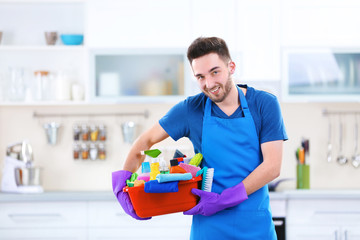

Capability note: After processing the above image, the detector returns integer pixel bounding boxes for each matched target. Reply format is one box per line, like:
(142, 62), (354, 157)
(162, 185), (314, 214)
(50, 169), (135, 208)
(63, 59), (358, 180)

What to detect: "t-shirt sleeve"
(258, 93), (288, 144)
(159, 99), (189, 141)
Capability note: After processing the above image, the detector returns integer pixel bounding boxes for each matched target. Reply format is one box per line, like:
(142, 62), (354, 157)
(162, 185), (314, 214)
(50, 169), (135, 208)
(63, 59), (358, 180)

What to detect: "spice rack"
(73, 123), (107, 161)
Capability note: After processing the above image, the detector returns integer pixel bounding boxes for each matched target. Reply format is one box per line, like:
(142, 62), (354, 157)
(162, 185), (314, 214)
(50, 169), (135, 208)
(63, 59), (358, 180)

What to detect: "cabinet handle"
(344, 230), (348, 240)
(8, 213), (62, 222)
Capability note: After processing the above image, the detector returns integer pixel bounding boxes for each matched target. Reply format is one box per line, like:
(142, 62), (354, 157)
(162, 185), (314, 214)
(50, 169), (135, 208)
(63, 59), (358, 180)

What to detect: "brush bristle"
(203, 168), (214, 192)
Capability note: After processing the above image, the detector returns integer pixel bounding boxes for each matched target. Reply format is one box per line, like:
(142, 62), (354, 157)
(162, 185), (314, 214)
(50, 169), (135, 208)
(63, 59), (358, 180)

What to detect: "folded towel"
(179, 163), (201, 178)
(144, 180), (178, 193)
(156, 173), (192, 183)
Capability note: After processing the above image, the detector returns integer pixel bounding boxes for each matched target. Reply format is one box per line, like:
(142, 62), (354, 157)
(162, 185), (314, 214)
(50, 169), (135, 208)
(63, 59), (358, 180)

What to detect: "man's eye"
(197, 76), (204, 80)
(212, 71), (218, 75)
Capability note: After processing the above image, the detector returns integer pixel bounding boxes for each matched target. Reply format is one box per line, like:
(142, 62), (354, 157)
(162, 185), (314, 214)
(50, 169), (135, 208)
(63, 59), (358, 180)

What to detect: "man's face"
(191, 53), (235, 103)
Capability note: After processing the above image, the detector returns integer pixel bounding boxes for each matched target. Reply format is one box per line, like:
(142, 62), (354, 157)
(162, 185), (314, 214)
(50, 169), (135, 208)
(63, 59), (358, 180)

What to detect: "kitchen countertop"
(1, 190), (360, 202)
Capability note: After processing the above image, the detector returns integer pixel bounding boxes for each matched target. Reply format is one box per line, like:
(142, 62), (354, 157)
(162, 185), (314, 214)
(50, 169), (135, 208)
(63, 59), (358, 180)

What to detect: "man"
(112, 37), (288, 239)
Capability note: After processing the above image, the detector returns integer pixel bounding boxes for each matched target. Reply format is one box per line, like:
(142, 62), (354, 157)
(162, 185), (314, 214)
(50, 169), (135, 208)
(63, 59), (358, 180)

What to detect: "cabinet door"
(236, 0), (281, 81)
(281, 0), (360, 47)
(0, 229), (87, 240)
(0, 202), (87, 228)
(287, 225), (340, 240)
(343, 226), (360, 240)
(86, 0), (191, 48)
(88, 201), (192, 239)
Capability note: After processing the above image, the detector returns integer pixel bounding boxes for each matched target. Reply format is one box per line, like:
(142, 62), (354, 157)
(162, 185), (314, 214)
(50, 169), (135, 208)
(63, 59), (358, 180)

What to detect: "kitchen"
(1, 0), (360, 239)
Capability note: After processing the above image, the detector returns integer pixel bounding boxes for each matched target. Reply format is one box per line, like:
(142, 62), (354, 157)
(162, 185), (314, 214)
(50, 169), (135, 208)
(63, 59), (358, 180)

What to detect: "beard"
(202, 73), (233, 103)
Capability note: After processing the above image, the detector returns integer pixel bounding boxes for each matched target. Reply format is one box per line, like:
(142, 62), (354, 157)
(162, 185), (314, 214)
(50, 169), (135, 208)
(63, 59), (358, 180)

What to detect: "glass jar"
(90, 125), (99, 142)
(99, 124), (106, 141)
(73, 124), (81, 141)
(73, 143), (80, 160)
(89, 143), (98, 160)
(81, 124), (89, 141)
(98, 143), (106, 160)
(81, 143), (89, 160)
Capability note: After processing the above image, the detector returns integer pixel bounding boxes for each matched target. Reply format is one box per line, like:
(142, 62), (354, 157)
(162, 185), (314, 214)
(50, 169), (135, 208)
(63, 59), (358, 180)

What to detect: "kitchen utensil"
(60, 34), (84, 45)
(121, 121), (138, 144)
(44, 31), (58, 45)
(351, 115), (360, 168)
(0, 31), (2, 44)
(43, 122), (61, 145)
(327, 117), (332, 162)
(337, 116), (348, 165)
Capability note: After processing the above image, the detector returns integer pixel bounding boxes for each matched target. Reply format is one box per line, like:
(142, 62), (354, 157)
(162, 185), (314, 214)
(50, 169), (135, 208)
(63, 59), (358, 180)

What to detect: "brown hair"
(187, 37), (232, 64)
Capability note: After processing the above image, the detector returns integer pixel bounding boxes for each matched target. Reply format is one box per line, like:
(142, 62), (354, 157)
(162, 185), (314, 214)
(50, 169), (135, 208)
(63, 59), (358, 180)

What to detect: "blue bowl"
(60, 34), (84, 45)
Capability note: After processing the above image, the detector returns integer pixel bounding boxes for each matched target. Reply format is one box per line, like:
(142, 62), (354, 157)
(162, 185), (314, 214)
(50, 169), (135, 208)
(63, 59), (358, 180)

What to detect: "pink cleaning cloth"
(179, 163), (201, 178)
(137, 173), (150, 182)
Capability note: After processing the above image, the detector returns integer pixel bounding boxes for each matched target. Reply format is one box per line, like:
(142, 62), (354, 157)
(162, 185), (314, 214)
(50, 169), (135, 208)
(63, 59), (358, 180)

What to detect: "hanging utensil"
(337, 115), (348, 165)
(351, 115), (360, 168)
(327, 117), (332, 162)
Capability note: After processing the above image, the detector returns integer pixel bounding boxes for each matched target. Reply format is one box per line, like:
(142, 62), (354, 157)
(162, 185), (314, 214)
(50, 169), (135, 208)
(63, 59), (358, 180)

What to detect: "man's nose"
(205, 76), (214, 89)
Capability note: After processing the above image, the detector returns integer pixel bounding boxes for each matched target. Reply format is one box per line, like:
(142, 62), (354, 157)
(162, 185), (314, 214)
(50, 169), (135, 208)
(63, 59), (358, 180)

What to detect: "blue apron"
(190, 86), (276, 240)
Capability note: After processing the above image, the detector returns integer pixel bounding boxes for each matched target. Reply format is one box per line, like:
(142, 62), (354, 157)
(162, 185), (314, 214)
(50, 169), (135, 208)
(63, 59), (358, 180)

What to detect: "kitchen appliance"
(1, 141), (43, 193)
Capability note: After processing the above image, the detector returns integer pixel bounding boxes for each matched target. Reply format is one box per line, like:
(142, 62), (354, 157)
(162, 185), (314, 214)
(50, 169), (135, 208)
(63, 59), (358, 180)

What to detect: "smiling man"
(112, 37), (288, 239)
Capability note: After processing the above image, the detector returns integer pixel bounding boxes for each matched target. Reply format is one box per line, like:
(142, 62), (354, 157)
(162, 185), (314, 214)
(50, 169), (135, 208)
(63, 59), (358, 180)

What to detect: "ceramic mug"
(44, 32), (58, 45)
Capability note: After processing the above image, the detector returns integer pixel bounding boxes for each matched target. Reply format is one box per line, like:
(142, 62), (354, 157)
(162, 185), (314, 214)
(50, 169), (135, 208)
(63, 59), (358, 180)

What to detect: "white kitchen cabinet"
(281, 0), (360, 47)
(236, 0), (281, 82)
(282, 48), (360, 102)
(0, 201), (88, 239)
(287, 199), (360, 240)
(0, 229), (87, 240)
(86, 0), (191, 48)
(88, 201), (192, 240)
(89, 48), (192, 103)
(0, 1), (87, 105)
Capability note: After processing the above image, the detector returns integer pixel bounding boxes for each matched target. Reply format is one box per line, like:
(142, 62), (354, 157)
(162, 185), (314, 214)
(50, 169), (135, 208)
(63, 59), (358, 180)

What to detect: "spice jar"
(81, 124), (89, 141)
(98, 143), (106, 160)
(89, 143), (98, 160)
(90, 125), (99, 142)
(73, 143), (80, 160)
(81, 143), (89, 160)
(73, 124), (81, 141)
(99, 124), (106, 141)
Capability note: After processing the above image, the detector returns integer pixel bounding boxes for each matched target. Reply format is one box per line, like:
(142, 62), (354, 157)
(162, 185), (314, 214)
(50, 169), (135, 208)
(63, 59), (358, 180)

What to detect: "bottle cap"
(170, 159), (179, 167)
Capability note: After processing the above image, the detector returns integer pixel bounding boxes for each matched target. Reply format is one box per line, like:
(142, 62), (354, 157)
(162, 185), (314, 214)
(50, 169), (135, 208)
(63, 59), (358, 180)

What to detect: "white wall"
(1, 101), (359, 191)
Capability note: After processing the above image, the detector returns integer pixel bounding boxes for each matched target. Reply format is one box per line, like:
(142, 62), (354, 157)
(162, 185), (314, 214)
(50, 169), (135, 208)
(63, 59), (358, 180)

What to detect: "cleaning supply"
(156, 173), (192, 183)
(170, 159), (187, 173)
(189, 153), (203, 166)
(173, 149), (186, 158)
(141, 149), (162, 158)
(150, 158), (160, 180)
(112, 170), (151, 220)
(126, 172), (138, 187)
(144, 180), (179, 193)
(179, 163), (201, 177)
(196, 167), (214, 192)
(138, 162), (150, 182)
(134, 179), (145, 187)
(159, 158), (170, 174)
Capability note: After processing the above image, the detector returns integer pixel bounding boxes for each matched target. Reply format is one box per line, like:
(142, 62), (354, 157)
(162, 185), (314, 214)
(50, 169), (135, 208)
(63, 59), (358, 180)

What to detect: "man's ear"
(229, 61), (236, 74)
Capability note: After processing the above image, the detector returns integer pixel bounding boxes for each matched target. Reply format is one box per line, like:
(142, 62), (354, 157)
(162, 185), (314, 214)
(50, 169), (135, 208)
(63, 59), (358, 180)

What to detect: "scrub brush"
(196, 167), (214, 192)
